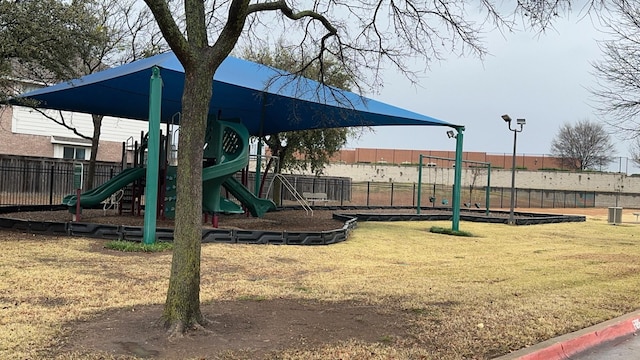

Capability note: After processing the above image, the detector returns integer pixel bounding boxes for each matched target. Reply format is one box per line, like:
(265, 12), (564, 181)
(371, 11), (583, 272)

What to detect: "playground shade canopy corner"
(15, 51), (458, 135)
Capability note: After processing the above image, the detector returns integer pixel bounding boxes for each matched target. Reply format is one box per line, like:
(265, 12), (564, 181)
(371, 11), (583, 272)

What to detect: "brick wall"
(0, 106), (54, 157)
(328, 148), (564, 171)
(95, 142), (123, 162)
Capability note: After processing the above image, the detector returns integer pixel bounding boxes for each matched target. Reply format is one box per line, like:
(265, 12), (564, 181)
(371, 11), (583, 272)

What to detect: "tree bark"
(86, 114), (103, 189)
(162, 63), (213, 334)
(146, 0), (249, 336)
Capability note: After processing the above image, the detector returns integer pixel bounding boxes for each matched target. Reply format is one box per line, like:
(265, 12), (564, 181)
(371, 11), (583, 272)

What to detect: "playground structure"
(61, 116), (276, 224)
(16, 53), (468, 237)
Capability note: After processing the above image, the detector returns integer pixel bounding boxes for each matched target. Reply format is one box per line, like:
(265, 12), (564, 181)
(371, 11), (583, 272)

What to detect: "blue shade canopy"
(16, 51), (457, 135)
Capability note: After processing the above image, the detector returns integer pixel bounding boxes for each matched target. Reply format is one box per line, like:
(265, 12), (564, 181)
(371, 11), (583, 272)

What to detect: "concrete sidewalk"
(494, 310), (640, 360)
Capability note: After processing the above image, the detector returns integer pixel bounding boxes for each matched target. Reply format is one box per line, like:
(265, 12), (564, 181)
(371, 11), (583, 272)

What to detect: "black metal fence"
(0, 155), (596, 209)
(243, 176), (597, 209)
(243, 173), (352, 204)
(0, 156), (121, 206)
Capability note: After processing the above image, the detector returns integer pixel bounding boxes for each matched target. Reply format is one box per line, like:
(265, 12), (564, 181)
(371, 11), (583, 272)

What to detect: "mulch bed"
(1, 208), (347, 232)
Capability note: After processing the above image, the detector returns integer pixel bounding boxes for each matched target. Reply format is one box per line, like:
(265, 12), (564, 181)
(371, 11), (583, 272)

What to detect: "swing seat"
(441, 199), (448, 205)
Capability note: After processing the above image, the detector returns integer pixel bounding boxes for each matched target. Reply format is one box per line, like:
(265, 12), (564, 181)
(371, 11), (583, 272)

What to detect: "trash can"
(608, 207), (623, 224)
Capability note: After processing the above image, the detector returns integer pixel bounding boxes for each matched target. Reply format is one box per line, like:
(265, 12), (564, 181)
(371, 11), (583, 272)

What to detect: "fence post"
(48, 164), (55, 205)
(412, 183), (416, 206)
(366, 182), (370, 206)
(390, 182), (394, 206)
(340, 179), (344, 206)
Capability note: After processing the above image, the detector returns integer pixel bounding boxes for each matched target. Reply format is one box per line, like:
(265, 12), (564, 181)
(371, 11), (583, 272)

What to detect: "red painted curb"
(494, 311), (640, 360)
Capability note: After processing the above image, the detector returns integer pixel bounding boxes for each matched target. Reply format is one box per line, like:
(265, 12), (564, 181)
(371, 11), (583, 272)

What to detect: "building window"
(62, 146), (87, 160)
(51, 136), (92, 160)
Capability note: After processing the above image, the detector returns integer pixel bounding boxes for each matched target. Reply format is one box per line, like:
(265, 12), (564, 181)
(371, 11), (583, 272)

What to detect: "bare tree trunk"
(267, 140), (289, 207)
(163, 64), (212, 335)
(273, 156), (283, 206)
(86, 114), (103, 189)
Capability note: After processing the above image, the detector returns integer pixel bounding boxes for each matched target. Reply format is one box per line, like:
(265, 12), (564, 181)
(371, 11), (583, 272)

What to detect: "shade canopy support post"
(451, 126), (465, 231)
(143, 66), (162, 245)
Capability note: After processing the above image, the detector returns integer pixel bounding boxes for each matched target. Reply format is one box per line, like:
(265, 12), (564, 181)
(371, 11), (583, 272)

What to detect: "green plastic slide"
(201, 119), (275, 217)
(62, 167), (145, 208)
(222, 177), (276, 218)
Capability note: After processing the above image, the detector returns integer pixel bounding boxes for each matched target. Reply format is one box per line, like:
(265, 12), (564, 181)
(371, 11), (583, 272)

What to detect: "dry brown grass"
(2, 208), (640, 359)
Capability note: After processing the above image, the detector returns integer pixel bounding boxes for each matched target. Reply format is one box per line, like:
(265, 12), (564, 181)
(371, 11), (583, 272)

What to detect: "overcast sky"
(347, 12), (632, 168)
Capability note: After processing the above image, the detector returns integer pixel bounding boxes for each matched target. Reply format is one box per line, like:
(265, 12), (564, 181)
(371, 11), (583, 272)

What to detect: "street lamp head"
(516, 118), (526, 126)
(446, 130), (456, 138)
(501, 114), (512, 123)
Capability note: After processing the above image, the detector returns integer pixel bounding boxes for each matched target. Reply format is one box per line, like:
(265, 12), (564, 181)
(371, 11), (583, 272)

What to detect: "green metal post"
(143, 66), (162, 244)
(416, 154), (423, 214)
(254, 138), (262, 196)
(451, 127), (465, 231)
(485, 164), (491, 215)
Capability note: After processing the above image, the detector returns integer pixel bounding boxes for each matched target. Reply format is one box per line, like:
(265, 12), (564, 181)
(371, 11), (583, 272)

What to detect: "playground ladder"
(267, 174), (313, 216)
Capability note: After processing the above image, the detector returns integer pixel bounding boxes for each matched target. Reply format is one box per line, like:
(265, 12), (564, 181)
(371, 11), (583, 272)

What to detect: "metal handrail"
(266, 173), (313, 216)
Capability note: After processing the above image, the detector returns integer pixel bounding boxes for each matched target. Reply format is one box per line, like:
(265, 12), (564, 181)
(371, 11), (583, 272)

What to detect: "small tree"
(550, 119), (615, 171)
(242, 45), (361, 176)
(467, 166), (486, 205)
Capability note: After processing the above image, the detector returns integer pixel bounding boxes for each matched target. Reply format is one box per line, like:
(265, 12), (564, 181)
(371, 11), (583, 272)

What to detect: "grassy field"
(2, 209), (640, 359)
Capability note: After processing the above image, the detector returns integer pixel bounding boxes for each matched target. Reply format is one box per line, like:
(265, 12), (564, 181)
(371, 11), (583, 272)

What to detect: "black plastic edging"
(0, 207), (585, 245)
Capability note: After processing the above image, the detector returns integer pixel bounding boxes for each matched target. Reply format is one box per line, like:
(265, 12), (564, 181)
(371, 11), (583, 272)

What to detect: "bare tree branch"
(588, 0), (640, 138)
(143, 0), (190, 61)
(31, 108), (91, 140)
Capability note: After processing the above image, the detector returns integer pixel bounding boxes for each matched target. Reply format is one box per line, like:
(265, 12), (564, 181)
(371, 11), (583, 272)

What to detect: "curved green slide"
(222, 177), (276, 217)
(201, 119), (275, 217)
(62, 167), (145, 208)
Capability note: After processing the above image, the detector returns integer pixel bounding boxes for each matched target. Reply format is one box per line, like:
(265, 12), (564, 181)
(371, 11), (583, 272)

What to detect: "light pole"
(502, 114), (526, 225)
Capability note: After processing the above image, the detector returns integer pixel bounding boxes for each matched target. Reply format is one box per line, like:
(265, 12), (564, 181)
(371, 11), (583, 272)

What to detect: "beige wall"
(308, 162), (640, 193)
(305, 163), (640, 207)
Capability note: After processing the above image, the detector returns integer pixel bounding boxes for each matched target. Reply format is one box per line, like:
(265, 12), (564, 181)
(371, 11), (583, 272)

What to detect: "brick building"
(329, 148), (564, 171)
(0, 105), (149, 162)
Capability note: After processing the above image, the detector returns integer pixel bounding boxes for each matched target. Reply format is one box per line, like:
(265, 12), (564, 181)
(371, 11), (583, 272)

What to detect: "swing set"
(416, 155), (491, 215)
